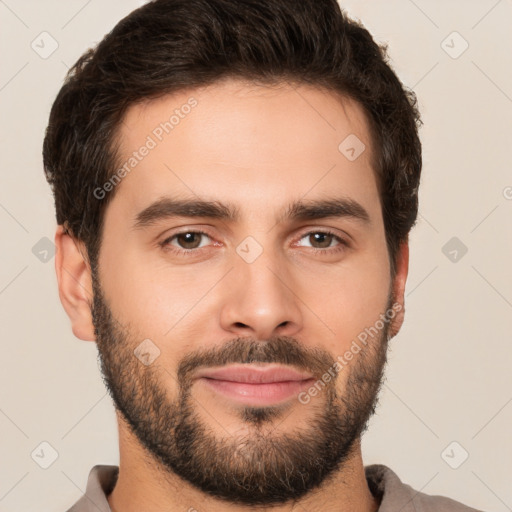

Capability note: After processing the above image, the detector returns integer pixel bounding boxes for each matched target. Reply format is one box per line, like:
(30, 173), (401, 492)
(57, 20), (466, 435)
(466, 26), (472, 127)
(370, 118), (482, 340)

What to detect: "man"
(43, 0), (482, 510)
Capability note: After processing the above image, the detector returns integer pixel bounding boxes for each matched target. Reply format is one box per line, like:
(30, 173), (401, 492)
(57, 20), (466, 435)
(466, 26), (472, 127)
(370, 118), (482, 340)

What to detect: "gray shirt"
(66, 464), (484, 511)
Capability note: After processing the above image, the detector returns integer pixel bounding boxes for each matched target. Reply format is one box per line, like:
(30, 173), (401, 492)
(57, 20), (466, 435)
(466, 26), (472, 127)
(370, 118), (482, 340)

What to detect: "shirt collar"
(67, 465), (118, 512)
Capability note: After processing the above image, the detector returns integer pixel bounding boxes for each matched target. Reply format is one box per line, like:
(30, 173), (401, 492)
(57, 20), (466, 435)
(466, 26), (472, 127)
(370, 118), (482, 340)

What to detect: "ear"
(54, 225), (96, 342)
(388, 240), (409, 339)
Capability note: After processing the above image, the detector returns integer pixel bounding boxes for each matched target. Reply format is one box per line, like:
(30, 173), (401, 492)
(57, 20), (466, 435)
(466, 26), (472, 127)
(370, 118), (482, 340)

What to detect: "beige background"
(1, 0), (511, 510)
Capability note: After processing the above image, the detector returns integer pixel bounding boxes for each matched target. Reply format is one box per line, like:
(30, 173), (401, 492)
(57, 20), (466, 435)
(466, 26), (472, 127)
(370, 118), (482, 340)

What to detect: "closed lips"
(195, 365), (314, 384)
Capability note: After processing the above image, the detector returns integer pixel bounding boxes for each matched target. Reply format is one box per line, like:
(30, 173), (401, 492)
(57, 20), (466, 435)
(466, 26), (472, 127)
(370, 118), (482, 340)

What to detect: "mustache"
(177, 336), (336, 387)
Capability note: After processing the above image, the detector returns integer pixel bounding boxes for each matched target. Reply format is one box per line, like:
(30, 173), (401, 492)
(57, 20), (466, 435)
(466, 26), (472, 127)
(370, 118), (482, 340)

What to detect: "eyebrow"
(132, 195), (371, 230)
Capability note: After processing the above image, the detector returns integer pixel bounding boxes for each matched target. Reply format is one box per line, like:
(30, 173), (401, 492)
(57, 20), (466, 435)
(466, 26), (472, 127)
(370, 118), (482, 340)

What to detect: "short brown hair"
(43, 0), (422, 277)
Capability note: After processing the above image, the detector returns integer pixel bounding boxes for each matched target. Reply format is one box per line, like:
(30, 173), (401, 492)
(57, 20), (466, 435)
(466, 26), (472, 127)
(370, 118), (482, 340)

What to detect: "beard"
(91, 270), (392, 506)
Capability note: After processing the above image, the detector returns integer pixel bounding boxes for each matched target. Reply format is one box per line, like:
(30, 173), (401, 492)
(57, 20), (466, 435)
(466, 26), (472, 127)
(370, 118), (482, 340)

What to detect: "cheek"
(101, 255), (221, 374)
(312, 253), (391, 352)
(98, 243), (175, 333)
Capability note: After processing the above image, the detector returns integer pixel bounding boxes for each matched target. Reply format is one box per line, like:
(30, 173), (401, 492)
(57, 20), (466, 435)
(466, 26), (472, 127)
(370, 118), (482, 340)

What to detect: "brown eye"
(308, 232), (335, 249)
(175, 232), (203, 249)
(296, 230), (346, 252)
(161, 230), (213, 254)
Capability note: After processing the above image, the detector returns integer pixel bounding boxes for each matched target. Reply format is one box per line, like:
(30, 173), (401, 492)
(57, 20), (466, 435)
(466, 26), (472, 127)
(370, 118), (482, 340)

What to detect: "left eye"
(295, 231), (344, 250)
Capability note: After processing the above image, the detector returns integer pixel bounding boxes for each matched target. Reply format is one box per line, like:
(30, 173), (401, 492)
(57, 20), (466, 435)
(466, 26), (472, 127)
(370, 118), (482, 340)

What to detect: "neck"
(108, 415), (379, 512)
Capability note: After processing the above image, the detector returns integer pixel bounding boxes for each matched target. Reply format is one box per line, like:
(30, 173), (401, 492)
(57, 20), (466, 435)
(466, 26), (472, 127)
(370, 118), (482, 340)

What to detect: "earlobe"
(388, 240), (409, 339)
(54, 225), (96, 342)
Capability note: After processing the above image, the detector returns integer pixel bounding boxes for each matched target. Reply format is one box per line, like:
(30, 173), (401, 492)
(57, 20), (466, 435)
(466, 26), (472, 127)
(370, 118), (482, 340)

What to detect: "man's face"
(90, 79), (400, 505)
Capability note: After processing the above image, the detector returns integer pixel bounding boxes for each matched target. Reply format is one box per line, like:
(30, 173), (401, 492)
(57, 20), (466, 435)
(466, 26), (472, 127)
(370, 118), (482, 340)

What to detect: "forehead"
(108, 79), (380, 224)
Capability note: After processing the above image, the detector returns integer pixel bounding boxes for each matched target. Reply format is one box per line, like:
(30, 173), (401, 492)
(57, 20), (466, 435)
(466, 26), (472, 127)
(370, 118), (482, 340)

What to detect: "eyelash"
(159, 229), (349, 257)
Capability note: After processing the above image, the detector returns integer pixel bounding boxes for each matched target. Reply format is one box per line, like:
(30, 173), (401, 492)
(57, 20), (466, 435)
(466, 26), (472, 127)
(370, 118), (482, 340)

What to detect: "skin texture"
(55, 78), (409, 512)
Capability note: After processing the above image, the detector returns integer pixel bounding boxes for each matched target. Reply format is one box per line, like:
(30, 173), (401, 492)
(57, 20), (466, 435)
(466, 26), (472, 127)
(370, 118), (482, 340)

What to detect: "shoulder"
(365, 464), (485, 512)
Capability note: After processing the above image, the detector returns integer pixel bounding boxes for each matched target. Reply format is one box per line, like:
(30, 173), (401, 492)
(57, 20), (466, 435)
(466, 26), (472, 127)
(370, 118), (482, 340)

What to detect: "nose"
(219, 248), (303, 341)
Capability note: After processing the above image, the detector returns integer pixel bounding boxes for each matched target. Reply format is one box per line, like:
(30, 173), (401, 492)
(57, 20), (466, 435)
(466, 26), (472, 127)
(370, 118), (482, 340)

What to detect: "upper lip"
(195, 364), (314, 384)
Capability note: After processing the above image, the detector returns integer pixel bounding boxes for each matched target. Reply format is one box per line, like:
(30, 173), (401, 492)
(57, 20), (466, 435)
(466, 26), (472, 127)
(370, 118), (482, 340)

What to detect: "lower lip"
(199, 378), (315, 406)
